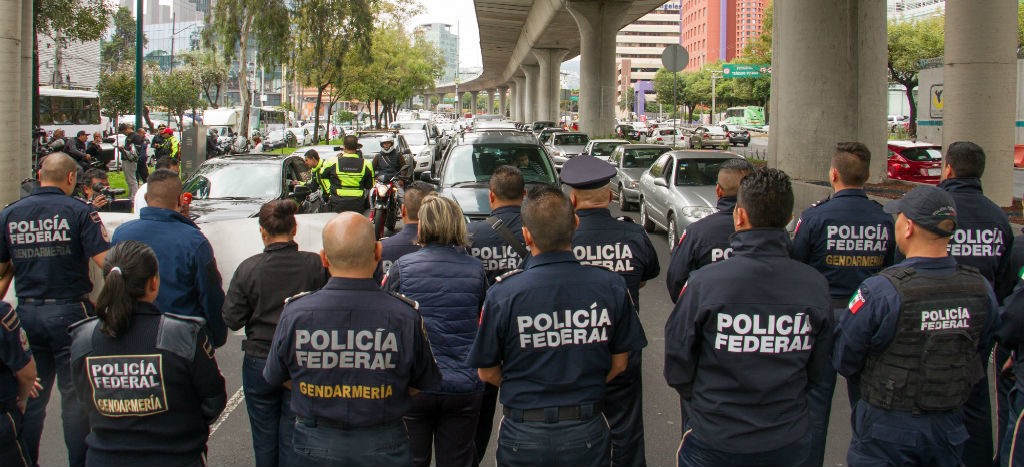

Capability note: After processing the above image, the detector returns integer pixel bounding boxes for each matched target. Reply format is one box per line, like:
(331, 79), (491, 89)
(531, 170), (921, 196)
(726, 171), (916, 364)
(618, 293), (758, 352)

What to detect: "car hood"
(187, 198), (265, 223)
(551, 144), (587, 154)
(673, 185), (719, 207)
(441, 187), (491, 217)
(618, 168), (648, 181)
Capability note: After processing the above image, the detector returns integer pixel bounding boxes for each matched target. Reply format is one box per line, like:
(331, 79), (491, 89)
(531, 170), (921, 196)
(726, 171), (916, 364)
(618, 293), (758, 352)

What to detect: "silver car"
(583, 139), (629, 162)
(545, 132), (590, 170)
(608, 144), (671, 211)
(639, 150), (744, 246)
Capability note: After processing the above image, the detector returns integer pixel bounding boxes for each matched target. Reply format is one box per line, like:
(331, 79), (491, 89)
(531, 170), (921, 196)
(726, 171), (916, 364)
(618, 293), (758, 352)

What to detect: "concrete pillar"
(767, 0), (887, 183)
(0, 0), (22, 204)
(514, 76), (526, 121)
(522, 64), (540, 122)
(943, 1), (1018, 205)
(20, 0), (30, 182)
(498, 86), (509, 118)
(486, 90), (495, 115)
(457, 92), (463, 115)
(533, 48), (569, 123)
(470, 91), (480, 115)
(567, 1), (626, 137)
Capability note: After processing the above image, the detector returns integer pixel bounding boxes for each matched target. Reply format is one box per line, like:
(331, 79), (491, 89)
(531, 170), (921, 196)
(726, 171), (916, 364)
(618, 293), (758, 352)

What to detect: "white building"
(415, 23), (459, 85)
(887, 0), (945, 22)
(38, 35), (101, 90)
(615, 1), (682, 116)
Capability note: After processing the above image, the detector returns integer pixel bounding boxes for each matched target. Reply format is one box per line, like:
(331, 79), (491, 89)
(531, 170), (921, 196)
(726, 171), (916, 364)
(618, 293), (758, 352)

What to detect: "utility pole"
(170, 12), (175, 71)
(52, 31), (63, 87)
(135, 0), (144, 130)
(710, 70), (723, 125)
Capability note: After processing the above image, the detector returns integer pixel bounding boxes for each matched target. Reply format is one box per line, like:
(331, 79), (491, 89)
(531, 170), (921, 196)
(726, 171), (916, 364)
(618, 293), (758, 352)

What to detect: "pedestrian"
(133, 157), (179, 213)
(666, 158), (754, 302)
(835, 185), (998, 466)
(85, 132), (104, 163)
(562, 155), (659, 467)
(263, 212), (442, 466)
(0, 302), (39, 467)
(64, 130), (91, 169)
(112, 169), (227, 347)
(383, 195), (488, 467)
(223, 200), (328, 467)
(163, 128), (180, 160)
(789, 142), (896, 467)
(470, 185), (647, 467)
(0, 153), (109, 467)
(374, 181), (434, 283)
(938, 141), (1015, 467)
(465, 165), (527, 465)
(69, 240), (227, 467)
(78, 168), (114, 212)
(253, 135), (264, 153)
(152, 125), (169, 159)
(1000, 218), (1024, 464)
(665, 167), (833, 467)
(135, 127), (150, 182)
(321, 135), (373, 213)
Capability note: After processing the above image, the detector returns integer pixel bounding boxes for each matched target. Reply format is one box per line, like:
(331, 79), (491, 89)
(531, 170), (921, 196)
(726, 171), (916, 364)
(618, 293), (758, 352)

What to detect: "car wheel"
(618, 185), (631, 211)
(640, 200), (655, 233)
(667, 214), (679, 247)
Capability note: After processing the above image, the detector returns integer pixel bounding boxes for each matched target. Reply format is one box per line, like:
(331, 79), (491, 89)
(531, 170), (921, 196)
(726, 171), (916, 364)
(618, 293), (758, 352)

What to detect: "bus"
(724, 106), (765, 129)
(38, 87), (108, 136)
(249, 106), (287, 136)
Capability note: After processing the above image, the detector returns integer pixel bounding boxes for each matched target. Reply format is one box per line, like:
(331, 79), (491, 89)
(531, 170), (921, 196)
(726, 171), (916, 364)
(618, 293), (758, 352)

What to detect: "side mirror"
(653, 178), (668, 188)
(420, 171), (436, 184)
(402, 148), (412, 156)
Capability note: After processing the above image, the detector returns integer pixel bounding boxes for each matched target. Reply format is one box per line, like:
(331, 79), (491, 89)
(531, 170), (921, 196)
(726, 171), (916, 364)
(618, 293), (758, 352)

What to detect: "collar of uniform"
(576, 208), (612, 218)
(32, 186), (65, 196)
(525, 251), (578, 269)
(396, 224), (418, 239)
(938, 177), (983, 194)
(728, 228), (792, 257)
(491, 205), (521, 216)
(833, 188), (868, 199)
(264, 241), (299, 253)
(323, 277), (381, 291)
(716, 196), (737, 213)
(895, 255), (958, 270)
(134, 301), (162, 316)
(139, 206), (198, 228)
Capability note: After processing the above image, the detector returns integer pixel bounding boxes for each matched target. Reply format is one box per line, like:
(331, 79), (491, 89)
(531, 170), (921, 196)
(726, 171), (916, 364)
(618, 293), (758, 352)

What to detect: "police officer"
(997, 257), (1024, 465)
(69, 240), (227, 467)
(0, 153), (109, 467)
(373, 181), (434, 284)
(469, 186), (647, 467)
(561, 155), (659, 467)
(264, 213), (442, 466)
(465, 165), (526, 466)
(322, 135), (374, 213)
(939, 141), (1014, 467)
(0, 302), (38, 467)
(666, 158), (754, 302)
(665, 168), (833, 466)
(790, 142), (895, 467)
(835, 185), (999, 466)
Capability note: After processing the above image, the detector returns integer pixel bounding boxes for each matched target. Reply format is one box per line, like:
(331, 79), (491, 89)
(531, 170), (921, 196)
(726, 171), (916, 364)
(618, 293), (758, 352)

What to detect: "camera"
(92, 183), (126, 199)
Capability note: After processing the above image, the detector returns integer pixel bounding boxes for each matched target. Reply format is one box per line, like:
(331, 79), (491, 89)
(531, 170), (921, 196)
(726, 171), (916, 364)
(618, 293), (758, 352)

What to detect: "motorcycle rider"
(371, 134), (409, 185)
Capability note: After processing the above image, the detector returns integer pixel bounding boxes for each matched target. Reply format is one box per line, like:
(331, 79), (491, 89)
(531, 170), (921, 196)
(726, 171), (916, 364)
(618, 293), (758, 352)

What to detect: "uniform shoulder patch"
(1, 306), (19, 332)
(810, 196), (831, 208)
(284, 291), (314, 305)
(617, 215), (635, 224)
(388, 291), (419, 310)
(494, 269), (523, 283)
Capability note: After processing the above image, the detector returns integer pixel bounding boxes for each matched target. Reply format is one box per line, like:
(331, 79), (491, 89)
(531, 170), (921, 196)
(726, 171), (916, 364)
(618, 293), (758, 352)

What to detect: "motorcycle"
(368, 175), (401, 240)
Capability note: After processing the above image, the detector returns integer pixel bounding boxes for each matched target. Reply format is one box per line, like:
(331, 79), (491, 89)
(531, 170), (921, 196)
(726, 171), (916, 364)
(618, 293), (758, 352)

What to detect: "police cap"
(560, 155), (616, 190)
(883, 185), (957, 237)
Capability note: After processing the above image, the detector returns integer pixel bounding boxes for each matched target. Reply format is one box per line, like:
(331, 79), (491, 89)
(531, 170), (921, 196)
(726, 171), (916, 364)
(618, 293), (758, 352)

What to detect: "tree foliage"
(97, 66), (136, 126)
(35, 0), (112, 45)
(887, 16), (944, 138)
(101, 7), (146, 72)
(179, 51), (229, 108)
(148, 68), (206, 128)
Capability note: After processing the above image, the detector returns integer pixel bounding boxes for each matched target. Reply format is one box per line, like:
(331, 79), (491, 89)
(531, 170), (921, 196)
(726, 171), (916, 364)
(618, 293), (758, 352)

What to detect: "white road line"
(210, 387), (246, 436)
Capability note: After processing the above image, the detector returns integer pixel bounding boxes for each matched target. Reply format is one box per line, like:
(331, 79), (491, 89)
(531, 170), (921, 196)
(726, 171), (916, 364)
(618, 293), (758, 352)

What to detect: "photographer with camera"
(78, 169), (129, 213)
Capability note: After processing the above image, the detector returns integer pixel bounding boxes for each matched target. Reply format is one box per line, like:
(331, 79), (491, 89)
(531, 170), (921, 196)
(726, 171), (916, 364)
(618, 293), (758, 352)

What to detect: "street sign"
(661, 45), (689, 73)
(722, 63), (771, 78)
(570, 95), (579, 102)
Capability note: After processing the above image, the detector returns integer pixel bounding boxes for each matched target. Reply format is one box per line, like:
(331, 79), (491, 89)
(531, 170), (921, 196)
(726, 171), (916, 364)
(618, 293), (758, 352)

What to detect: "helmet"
(379, 134), (396, 154)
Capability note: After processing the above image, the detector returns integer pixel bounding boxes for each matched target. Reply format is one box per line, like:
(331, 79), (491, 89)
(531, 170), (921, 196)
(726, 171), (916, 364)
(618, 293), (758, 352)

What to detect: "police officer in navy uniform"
(790, 142), (895, 467)
(0, 153), (109, 467)
(835, 185), (999, 466)
(0, 303), (38, 467)
(470, 186), (647, 467)
(466, 165), (527, 466)
(561, 155), (658, 467)
(69, 241), (227, 467)
(665, 168), (833, 467)
(264, 213), (442, 466)
(998, 220), (1024, 463)
(666, 158), (753, 302)
(938, 141), (1014, 467)
(373, 181), (434, 284)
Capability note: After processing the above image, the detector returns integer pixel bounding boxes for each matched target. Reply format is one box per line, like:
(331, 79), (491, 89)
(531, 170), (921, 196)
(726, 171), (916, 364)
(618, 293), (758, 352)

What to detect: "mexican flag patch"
(848, 289), (866, 314)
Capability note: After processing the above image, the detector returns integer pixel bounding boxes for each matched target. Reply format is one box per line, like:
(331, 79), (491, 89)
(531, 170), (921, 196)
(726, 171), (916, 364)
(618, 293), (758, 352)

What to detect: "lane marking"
(210, 386), (246, 436)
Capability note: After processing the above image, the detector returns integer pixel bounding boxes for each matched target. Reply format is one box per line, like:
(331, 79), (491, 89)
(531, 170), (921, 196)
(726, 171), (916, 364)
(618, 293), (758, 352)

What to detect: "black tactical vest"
(860, 265), (989, 412)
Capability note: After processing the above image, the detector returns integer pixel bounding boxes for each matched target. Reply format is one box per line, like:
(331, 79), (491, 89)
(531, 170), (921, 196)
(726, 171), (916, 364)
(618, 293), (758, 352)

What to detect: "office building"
(414, 23), (459, 85)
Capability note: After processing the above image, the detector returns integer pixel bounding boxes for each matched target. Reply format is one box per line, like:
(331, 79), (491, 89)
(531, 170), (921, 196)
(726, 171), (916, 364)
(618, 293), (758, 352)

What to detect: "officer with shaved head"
(264, 213), (441, 466)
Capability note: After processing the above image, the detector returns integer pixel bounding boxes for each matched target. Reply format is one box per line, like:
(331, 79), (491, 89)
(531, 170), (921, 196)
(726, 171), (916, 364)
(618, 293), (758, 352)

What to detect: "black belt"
(502, 403), (603, 423)
(296, 416), (402, 431)
(19, 297), (88, 305)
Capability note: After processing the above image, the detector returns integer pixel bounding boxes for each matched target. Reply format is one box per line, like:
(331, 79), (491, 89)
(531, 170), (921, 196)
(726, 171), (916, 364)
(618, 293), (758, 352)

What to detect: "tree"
(148, 68), (206, 129)
(97, 66), (136, 130)
(740, 0), (772, 64)
(101, 7), (146, 72)
(653, 69), (687, 120)
(209, 0), (291, 137)
(618, 86), (635, 114)
(888, 15), (944, 138)
(1019, 2), (1024, 49)
(179, 51), (229, 108)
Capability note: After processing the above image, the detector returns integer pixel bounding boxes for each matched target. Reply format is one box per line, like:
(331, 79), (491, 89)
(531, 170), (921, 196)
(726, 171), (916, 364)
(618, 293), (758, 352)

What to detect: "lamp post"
(169, 13), (196, 72)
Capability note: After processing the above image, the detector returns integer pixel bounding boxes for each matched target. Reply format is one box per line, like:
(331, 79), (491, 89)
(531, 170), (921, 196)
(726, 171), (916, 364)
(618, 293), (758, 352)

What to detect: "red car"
(887, 141), (943, 184)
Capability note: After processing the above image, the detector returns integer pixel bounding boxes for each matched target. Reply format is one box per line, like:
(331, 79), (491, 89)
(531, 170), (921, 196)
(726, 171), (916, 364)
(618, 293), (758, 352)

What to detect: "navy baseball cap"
(883, 185), (957, 237)
(560, 155), (616, 190)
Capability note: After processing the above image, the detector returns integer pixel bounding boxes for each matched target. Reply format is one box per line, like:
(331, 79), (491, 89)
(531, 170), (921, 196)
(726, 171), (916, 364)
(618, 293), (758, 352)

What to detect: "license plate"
(927, 168), (940, 176)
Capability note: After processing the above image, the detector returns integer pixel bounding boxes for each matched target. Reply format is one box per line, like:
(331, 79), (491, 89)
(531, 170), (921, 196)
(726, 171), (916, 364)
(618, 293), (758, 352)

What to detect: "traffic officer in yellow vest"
(322, 135), (373, 213)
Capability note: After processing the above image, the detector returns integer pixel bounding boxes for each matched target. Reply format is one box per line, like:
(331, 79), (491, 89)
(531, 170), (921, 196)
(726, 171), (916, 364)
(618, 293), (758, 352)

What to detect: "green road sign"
(570, 95), (579, 102)
(722, 63), (771, 78)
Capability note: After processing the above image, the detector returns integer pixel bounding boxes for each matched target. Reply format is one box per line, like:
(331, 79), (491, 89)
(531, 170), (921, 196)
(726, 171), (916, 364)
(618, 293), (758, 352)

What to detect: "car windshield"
(622, 148), (669, 168)
(267, 130), (285, 140)
(442, 144), (557, 186)
(184, 162), (282, 199)
(899, 147), (942, 162)
(592, 142), (625, 156)
(554, 134), (589, 146)
(403, 132), (427, 146)
(705, 127), (727, 135)
(539, 132), (558, 144)
(393, 121), (426, 130)
(358, 136), (388, 157)
(675, 158), (730, 186)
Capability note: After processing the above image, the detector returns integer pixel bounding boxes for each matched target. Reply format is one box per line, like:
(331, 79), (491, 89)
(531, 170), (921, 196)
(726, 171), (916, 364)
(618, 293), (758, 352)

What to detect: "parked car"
(536, 127), (564, 146)
(182, 154), (312, 223)
(720, 124), (750, 147)
(545, 132), (591, 171)
(286, 127), (312, 146)
(614, 124), (641, 141)
(530, 120), (557, 135)
(687, 126), (730, 150)
(646, 127), (688, 146)
(639, 150), (744, 246)
(608, 144), (672, 211)
(263, 129), (296, 150)
(582, 139), (630, 162)
(887, 141), (943, 184)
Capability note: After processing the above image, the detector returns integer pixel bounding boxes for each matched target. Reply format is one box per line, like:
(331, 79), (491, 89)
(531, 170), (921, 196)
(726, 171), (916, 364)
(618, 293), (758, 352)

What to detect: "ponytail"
(95, 241), (159, 337)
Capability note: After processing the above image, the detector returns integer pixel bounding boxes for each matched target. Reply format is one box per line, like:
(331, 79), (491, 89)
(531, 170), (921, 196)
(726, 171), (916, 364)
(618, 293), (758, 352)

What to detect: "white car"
(285, 127), (312, 146)
(400, 129), (433, 174)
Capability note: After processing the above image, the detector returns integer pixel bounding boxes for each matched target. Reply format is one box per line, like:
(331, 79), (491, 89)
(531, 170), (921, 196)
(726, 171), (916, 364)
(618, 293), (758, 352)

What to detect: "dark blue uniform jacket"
(467, 205), (525, 284)
(664, 229), (834, 454)
(572, 208), (659, 306)
(666, 196), (737, 302)
(938, 178), (1014, 301)
(373, 224), (420, 284)
(0, 303), (30, 405)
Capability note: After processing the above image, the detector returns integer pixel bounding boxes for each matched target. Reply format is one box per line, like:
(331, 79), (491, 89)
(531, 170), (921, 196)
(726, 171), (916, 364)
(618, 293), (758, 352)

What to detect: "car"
(263, 129), (296, 150)
(720, 124), (750, 147)
(887, 115), (910, 132)
(182, 154), (312, 223)
(285, 127), (312, 146)
(639, 150), (744, 246)
(545, 132), (591, 171)
(530, 121), (557, 135)
(400, 129), (433, 174)
(356, 131), (414, 178)
(582, 139), (630, 161)
(646, 127), (688, 146)
(474, 120), (518, 131)
(887, 141), (943, 184)
(687, 126), (730, 150)
(614, 124), (641, 141)
(608, 144), (672, 211)
(422, 136), (558, 221)
(536, 127), (564, 146)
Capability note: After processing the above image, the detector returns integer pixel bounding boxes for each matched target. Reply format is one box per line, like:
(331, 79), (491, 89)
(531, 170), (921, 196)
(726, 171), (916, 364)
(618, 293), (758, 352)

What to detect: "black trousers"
(605, 355), (646, 467)
(404, 392), (483, 467)
(473, 383), (499, 466)
(329, 196), (365, 214)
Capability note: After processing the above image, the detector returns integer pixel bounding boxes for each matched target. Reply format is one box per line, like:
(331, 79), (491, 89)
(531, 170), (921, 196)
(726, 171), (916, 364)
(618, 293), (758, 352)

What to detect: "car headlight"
(627, 180), (638, 189)
(556, 151), (567, 158)
(680, 206), (716, 219)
